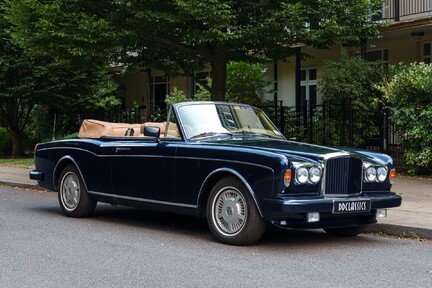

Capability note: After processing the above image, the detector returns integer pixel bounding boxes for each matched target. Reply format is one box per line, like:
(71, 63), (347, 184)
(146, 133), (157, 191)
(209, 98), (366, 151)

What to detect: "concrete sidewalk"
(1, 165), (431, 239)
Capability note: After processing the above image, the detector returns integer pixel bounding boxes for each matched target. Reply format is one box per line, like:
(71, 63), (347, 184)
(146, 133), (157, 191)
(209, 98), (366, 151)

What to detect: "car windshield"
(176, 103), (285, 140)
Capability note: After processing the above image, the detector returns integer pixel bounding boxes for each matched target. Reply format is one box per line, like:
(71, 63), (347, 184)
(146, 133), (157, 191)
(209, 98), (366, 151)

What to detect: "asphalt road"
(1, 186), (431, 288)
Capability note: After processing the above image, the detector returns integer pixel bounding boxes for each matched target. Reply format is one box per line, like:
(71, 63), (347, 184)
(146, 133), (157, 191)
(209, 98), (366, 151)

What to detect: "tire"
(207, 176), (266, 245)
(58, 164), (96, 217)
(324, 225), (368, 237)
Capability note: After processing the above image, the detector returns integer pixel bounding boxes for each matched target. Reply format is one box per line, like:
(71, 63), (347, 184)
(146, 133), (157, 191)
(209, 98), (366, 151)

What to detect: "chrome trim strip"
(39, 147), (274, 171)
(283, 197), (371, 205)
(318, 151), (351, 161)
(88, 191), (197, 209)
(53, 156), (90, 192)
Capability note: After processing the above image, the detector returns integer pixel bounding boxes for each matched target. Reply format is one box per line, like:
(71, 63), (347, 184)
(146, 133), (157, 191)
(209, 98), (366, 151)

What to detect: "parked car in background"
(30, 102), (401, 245)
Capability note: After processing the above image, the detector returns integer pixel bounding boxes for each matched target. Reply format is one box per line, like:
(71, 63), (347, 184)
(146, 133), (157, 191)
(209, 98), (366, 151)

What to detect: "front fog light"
(307, 212), (320, 223)
(376, 209), (387, 218)
(296, 167), (309, 184)
(365, 166), (377, 182)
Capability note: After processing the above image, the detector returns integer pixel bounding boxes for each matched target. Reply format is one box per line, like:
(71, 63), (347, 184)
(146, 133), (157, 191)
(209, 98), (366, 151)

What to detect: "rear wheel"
(324, 225), (368, 237)
(58, 164), (96, 217)
(207, 176), (266, 245)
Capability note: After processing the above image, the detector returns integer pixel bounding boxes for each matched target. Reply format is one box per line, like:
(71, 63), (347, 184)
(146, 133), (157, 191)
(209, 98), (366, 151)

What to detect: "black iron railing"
(260, 101), (408, 167)
(379, 0), (431, 22)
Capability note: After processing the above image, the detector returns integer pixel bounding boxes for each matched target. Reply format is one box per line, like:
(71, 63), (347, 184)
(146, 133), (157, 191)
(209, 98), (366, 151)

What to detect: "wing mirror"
(144, 126), (161, 142)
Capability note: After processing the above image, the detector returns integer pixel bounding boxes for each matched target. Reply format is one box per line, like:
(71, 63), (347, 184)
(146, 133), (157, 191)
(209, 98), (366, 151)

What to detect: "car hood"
(210, 139), (338, 160)
(206, 138), (390, 164)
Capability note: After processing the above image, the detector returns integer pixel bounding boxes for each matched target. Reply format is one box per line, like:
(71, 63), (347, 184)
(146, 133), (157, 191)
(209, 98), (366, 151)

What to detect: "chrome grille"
(324, 157), (362, 196)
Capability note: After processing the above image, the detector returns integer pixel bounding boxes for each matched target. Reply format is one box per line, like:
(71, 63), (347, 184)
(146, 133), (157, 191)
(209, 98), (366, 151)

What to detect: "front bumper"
(263, 192), (402, 229)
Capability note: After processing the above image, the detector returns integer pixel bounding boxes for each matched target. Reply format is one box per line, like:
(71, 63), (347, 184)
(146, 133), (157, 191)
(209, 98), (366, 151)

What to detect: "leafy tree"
(6, 0), (383, 101)
(0, 3), (118, 157)
(380, 62), (432, 174)
(319, 54), (385, 147)
(226, 61), (274, 105)
(165, 61), (272, 105)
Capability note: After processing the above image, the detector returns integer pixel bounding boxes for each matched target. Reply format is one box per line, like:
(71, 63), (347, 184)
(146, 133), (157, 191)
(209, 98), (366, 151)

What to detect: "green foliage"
(382, 62), (432, 106)
(380, 63), (432, 174)
(6, 0), (383, 101)
(0, 2), (120, 156)
(164, 61), (272, 107)
(0, 128), (12, 156)
(319, 55), (385, 146)
(225, 61), (274, 105)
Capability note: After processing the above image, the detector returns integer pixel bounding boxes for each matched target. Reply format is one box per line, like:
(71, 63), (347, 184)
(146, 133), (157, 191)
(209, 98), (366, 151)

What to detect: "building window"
(365, 49), (389, 70)
(299, 68), (317, 110)
(191, 71), (210, 97)
(423, 43), (431, 64)
(151, 76), (169, 112)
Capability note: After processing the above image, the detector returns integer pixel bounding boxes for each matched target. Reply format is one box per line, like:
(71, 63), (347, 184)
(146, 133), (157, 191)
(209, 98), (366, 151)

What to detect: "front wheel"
(58, 164), (96, 217)
(207, 176), (266, 245)
(324, 225), (368, 237)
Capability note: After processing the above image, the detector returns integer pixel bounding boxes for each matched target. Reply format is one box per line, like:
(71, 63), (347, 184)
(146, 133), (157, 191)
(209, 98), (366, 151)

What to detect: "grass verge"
(0, 158), (34, 169)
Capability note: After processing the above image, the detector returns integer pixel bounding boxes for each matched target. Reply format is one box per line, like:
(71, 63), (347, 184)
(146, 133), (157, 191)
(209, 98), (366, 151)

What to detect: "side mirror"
(144, 126), (160, 142)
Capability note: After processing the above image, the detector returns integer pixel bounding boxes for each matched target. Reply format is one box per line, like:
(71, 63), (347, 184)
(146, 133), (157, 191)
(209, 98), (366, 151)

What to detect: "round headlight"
(296, 167), (309, 184)
(377, 167), (387, 182)
(309, 166), (321, 184)
(365, 166), (377, 182)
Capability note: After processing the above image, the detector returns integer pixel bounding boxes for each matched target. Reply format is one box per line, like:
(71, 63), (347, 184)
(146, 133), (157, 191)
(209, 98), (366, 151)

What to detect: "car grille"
(324, 156), (362, 196)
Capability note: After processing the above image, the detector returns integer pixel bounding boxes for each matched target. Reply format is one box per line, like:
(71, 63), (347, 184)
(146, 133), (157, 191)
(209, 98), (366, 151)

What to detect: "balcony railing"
(377, 0), (432, 22)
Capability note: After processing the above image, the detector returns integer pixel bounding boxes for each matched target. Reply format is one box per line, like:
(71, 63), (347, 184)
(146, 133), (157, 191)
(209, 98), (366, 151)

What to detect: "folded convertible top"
(78, 119), (144, 138)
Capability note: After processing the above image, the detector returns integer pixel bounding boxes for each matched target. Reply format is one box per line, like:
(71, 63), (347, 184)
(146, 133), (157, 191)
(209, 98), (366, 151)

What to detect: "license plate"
(332, 199), (371, 214)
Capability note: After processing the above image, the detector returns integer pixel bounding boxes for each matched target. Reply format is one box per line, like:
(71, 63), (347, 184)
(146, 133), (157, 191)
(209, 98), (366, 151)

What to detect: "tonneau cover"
(78, 119), (143, 138)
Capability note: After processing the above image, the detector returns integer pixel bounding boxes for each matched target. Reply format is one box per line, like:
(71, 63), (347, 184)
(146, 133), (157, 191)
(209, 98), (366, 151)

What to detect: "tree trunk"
(9, 128), (23, 158)
(210, 44), (227, 101)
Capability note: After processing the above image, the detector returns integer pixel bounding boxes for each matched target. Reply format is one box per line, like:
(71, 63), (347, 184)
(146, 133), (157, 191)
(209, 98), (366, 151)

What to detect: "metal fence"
(77, 101), (408, 167)
(260, 101), (408, 167)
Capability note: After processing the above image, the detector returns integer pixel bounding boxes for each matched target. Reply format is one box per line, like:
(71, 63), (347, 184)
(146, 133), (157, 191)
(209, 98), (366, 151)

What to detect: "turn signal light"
(284, 169), (292, 187)
(389, 168), (396, 184)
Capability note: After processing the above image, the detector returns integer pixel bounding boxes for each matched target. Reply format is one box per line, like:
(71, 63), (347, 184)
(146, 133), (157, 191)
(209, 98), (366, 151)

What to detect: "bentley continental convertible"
(30, 102), (402, 245)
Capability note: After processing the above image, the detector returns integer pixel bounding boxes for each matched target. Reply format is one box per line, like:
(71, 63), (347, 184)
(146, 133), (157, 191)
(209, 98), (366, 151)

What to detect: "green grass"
(0, 158), (34, 168)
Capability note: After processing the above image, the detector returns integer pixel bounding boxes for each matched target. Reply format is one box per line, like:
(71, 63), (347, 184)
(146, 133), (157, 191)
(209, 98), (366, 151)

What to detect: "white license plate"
(332, 200), (371, 214)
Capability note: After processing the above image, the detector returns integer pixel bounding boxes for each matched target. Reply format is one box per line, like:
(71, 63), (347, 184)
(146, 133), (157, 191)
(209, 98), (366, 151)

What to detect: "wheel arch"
(197, 168), (263, 218)
(53, 156), (88, 192)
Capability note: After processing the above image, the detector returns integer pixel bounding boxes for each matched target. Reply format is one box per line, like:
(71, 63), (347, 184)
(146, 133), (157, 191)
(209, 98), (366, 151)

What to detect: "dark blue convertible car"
(30, 101), (401, 245)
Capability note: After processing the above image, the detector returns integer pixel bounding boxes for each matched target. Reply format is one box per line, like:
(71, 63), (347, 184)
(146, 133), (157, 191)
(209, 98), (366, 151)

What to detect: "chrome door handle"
(115, 147), (131, 153)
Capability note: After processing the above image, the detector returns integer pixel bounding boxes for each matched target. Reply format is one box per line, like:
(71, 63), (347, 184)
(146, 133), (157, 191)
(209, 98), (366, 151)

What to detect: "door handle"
(115, 147), (131, 153)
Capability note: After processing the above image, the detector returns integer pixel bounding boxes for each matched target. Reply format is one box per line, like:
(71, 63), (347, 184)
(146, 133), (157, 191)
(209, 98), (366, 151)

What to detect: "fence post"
(348, 98), (353, 147)
(322, 104), (326, 145)
(340, 99), (346, 146)
(279, 100), (285, 135)
(303, 100), (308, 140)
(309, 102), (313, 143)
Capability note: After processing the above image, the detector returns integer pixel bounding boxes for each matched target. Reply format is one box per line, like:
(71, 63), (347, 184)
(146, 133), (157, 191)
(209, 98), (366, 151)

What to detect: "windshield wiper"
(232, 131), (280, 139)
(189, 132), (233, 140)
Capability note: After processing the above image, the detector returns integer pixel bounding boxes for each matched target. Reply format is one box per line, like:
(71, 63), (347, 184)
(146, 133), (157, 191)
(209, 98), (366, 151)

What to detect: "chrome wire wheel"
(211, 186), (248, 236)
(60, 172), (81, 211)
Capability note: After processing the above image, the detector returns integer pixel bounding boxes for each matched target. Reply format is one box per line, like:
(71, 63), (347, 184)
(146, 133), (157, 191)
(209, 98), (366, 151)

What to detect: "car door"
(109, 139), (177, 203)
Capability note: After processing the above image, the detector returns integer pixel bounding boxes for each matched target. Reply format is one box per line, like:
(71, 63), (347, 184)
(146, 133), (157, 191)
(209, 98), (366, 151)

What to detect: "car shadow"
(32, 202), (387, 249)
(93, 204), (385, 248)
